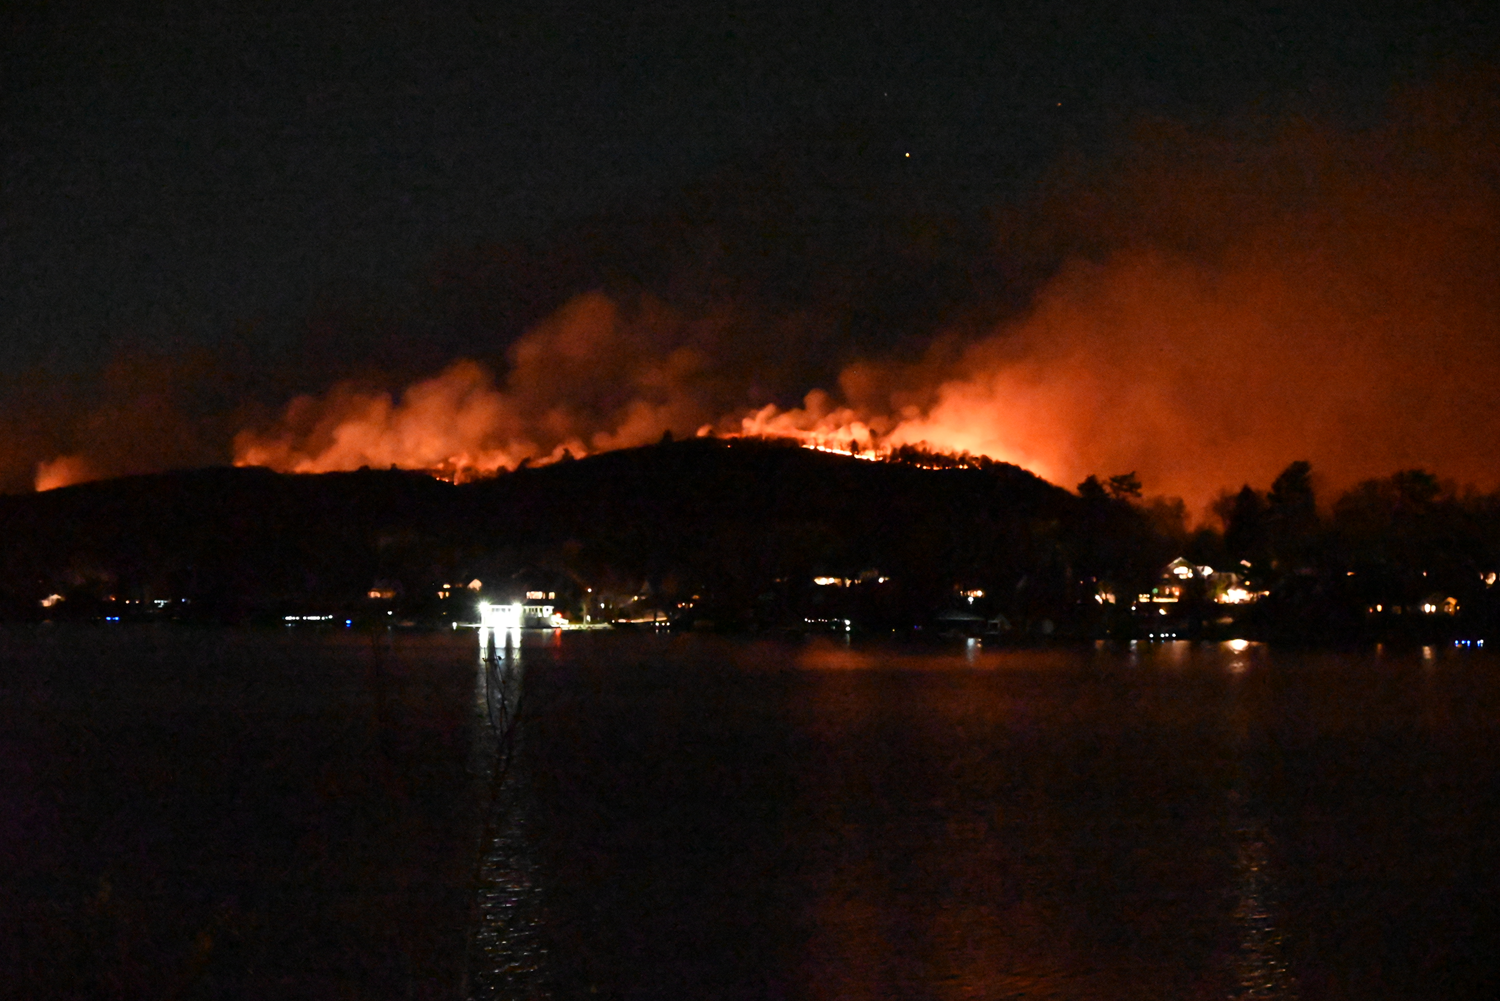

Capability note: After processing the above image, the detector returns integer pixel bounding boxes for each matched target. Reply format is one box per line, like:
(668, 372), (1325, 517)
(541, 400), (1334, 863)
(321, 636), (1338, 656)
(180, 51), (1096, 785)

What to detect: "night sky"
(5, 2), (1499, 500)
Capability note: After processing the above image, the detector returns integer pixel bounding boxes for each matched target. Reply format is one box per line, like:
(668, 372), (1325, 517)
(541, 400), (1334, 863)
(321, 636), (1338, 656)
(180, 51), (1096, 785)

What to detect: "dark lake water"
(4, 627), (1499, 999)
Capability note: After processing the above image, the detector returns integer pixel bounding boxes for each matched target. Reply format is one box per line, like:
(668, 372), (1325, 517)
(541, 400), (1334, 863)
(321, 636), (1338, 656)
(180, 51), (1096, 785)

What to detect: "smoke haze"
(29, 73), (1500, 512)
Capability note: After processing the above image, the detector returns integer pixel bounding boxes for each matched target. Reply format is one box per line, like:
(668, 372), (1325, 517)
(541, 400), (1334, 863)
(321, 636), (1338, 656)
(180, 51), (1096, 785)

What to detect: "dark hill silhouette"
(3, 437), (1153, 632)
(9, 440), (1496, 642)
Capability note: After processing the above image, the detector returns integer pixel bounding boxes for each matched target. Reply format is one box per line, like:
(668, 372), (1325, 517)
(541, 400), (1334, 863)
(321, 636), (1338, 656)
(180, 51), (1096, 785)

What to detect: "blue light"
(346, 619), (353, 627)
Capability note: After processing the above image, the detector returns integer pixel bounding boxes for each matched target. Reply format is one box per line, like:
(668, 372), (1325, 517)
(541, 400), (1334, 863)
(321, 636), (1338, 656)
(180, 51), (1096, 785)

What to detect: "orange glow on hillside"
(35, 455), (94, 492)
(17, 77), (1477, 507)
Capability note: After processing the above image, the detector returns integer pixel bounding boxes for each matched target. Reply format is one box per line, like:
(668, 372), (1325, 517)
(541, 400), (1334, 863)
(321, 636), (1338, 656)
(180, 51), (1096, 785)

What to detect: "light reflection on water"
(468, 628), (551, 1000)
(459, 635), (1498, 999)
(1229, 813), (1298, 1000)
(1221, 637), (1297, 999)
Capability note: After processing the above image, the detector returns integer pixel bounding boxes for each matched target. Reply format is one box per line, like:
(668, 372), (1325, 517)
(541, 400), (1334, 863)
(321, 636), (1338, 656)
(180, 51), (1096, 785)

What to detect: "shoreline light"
(478, 602), (523, 629)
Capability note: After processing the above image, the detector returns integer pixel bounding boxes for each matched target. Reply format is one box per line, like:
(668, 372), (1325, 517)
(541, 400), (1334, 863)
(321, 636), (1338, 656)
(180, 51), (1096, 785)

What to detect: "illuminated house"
(478, 590), (565, 628)
(1138, 557), (1262, 607)
(520, 588), (562, 626)
(366, 579), (400, 601)
(478, 601), (523, 629)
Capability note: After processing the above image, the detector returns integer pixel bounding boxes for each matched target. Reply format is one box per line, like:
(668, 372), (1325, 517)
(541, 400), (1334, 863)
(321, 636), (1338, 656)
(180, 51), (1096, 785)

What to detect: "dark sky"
(4, 1), (1499, 493)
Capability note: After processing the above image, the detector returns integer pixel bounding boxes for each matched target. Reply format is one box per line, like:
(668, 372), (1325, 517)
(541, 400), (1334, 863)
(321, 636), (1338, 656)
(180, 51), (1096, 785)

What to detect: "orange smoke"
(234, 292), (726, 478)
(235, 359), (526, 479)
(726, 84), (1500, 509)
(35, 455), (96, 492)
(738, 240), (1456, 508)
(231, 76), (1500, 509)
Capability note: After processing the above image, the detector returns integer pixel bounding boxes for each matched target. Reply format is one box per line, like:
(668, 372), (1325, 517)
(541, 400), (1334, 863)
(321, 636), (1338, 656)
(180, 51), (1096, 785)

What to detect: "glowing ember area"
(34, 455), (94, 492)
(733, 393), (887, 460)
(730, 388), (1047, 478)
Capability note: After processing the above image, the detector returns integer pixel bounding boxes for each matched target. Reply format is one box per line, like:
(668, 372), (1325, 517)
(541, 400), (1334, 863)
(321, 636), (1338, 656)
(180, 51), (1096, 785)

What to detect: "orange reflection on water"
(783, 643), (1251, 999)
(794, 638), (1079, 674)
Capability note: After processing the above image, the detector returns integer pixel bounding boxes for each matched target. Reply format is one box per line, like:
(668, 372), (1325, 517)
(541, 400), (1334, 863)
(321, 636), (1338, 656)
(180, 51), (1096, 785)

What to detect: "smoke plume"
(0, 72), (1431, 511)
(233, 293), (751, 478)
(234, 76), (1500, 511)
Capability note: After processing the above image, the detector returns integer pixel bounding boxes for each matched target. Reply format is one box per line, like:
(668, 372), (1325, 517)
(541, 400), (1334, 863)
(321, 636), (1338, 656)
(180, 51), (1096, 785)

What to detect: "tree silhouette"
(1076, 475), (1108, 503)
(1267, 460), (1318, 568)
(1105, 472), (1142, 501)
(1218, 485), (1268, 568)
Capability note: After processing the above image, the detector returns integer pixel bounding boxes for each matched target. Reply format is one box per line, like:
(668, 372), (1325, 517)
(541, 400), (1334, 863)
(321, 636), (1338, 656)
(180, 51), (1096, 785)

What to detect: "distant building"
(1138, 557), (1262, 608)
(521, 598), (559, 626)
(478, 602), (522, 629)
(366, 580), (400, 601)
(478, 599), (564, 628)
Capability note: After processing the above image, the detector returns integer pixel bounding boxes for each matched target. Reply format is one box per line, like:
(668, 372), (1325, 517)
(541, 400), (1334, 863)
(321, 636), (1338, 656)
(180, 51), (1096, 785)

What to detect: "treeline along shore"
(3, 436), (1498, 644)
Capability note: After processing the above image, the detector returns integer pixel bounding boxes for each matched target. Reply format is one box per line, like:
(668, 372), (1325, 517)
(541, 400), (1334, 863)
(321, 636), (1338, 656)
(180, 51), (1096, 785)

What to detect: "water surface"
(490, 634), (1500, 1000)
(5, 627), (1498, 999)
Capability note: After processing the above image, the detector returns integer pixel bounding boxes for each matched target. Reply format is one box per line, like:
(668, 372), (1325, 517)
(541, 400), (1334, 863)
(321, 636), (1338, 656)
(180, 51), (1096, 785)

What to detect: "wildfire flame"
(232, 293), (724, 480)
(29, 77), (1500, 506)
(233, 360), (539, 482)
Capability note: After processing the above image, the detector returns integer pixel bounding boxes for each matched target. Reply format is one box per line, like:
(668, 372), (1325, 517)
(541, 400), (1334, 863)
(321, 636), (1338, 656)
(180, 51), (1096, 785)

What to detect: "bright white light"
(1227, 639), (1250, 653)
(479, 602), (522, 629)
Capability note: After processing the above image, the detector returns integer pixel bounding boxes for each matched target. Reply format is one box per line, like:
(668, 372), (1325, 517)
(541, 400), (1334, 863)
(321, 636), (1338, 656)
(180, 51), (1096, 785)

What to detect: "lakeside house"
(478, 591), (565, 629)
